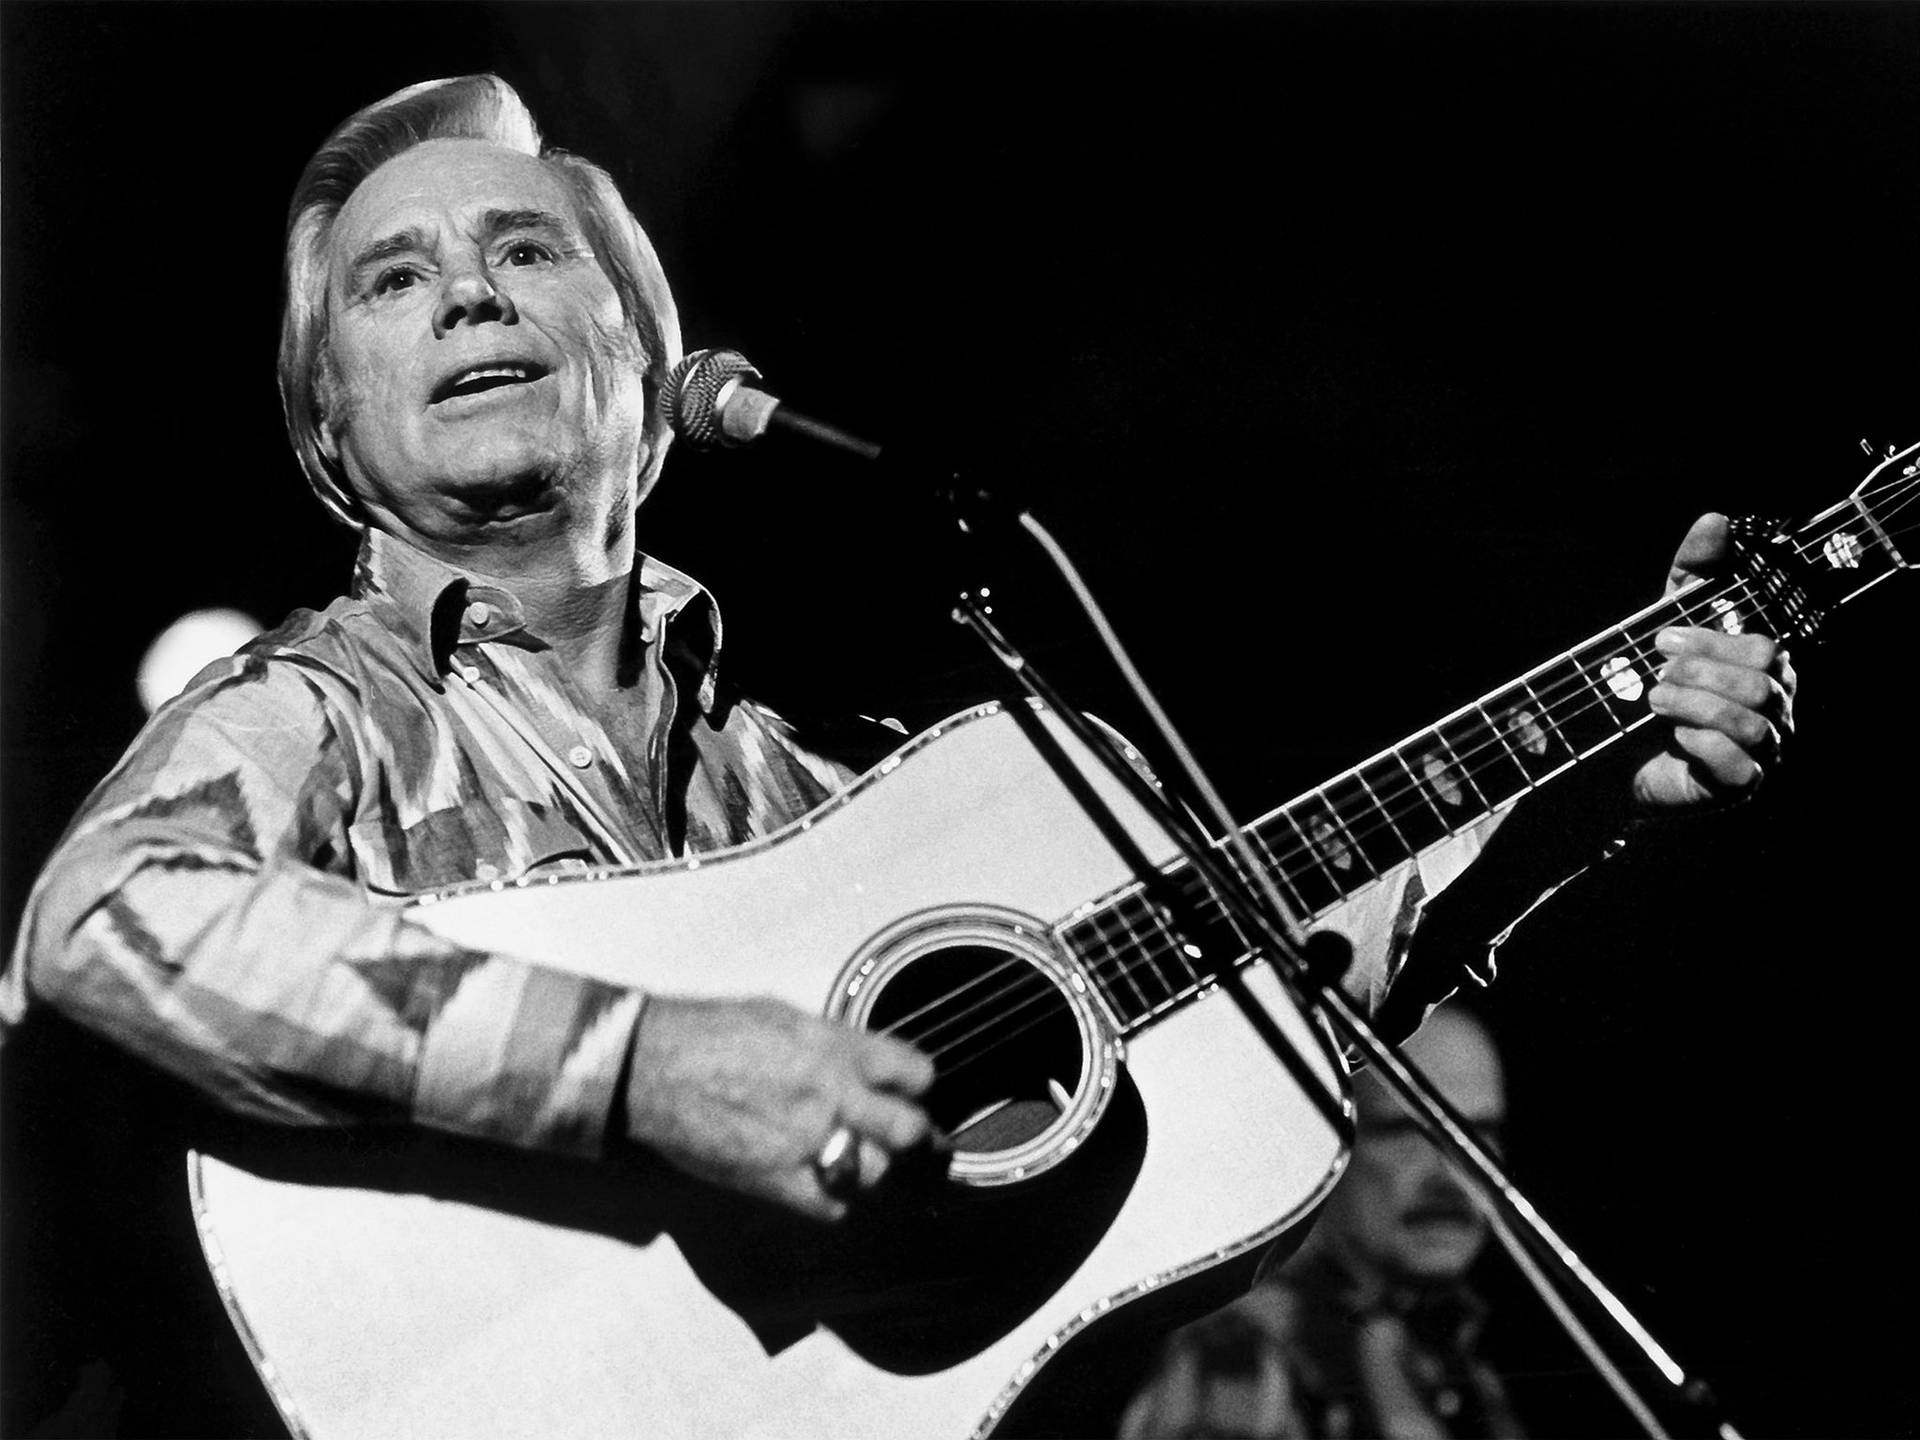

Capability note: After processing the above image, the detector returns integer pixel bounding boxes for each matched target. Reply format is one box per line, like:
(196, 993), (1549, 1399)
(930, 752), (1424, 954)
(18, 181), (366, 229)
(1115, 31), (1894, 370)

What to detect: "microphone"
(664, 346), (1016, 540)
(665, 348), (882, 462)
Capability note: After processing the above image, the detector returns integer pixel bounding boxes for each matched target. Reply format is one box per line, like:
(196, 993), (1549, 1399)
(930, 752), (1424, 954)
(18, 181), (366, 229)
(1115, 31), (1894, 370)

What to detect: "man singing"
(2, 75), (1794, 1436)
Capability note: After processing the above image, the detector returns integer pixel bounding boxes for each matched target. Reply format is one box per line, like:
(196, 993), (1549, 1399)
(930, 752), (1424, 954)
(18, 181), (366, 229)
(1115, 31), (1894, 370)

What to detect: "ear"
(316, 413), (341, 465)
(311, 347), (347, 465)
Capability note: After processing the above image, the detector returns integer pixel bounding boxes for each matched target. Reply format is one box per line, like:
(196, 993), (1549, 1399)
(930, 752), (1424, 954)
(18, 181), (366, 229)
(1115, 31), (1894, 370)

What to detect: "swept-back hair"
(279, 75), (681, 526)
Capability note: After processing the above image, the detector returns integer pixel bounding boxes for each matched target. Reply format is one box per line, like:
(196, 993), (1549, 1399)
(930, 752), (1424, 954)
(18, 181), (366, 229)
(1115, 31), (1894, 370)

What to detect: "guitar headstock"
(1718, 439), (1916, 645)
(1849, 437), (1920, 572)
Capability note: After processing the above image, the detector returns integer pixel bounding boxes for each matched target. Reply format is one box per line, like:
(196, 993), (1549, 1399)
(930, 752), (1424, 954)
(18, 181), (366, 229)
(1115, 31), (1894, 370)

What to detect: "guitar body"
(182, 438), (1920, 1439)
(190, 703), (1354, 1440)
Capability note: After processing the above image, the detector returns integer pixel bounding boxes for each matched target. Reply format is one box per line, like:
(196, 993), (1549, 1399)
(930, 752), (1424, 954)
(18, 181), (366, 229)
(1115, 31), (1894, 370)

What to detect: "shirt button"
(567, 745), (594, 769)
(466, 601), (493, 628)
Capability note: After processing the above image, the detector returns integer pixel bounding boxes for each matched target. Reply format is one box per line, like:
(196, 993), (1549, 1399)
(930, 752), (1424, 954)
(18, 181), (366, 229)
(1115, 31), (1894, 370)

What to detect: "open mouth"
(431, 362), (550, 404)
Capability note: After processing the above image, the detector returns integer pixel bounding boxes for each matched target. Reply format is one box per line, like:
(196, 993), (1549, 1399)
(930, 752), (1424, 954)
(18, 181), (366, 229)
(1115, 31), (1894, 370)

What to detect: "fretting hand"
(1634, 513), (1798, 811)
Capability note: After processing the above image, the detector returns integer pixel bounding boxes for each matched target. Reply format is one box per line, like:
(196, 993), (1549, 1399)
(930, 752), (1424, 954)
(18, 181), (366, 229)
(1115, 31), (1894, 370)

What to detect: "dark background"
(3, 3), (1915, 1436)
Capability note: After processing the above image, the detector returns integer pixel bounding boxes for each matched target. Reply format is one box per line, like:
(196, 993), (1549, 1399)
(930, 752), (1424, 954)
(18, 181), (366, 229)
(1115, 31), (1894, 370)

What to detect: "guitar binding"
(830, 903), (1123, 1188)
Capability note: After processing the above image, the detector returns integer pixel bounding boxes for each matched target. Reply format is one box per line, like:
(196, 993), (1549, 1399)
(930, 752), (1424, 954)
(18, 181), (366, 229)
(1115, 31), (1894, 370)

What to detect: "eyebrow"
(342, 209), (581, 291)
(477, 207), (575, 242)
(344, 226), (431, 289)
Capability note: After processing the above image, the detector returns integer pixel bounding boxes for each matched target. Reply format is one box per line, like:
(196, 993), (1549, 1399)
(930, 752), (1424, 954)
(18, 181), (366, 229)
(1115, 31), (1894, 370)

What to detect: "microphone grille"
(667, 348), (762, 449)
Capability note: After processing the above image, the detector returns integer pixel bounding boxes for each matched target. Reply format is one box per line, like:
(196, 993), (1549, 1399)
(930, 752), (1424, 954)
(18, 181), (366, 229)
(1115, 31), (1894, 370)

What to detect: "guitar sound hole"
(864, 944), (1084, 1155)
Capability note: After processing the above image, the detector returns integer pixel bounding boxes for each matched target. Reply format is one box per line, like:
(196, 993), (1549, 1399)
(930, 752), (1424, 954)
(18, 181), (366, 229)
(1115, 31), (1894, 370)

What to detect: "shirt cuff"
(406, 922), (647, 1157)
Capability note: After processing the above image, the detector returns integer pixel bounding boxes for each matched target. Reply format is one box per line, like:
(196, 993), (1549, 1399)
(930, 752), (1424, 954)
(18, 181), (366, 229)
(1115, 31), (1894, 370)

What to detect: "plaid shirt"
(2, 529), (887, 1156)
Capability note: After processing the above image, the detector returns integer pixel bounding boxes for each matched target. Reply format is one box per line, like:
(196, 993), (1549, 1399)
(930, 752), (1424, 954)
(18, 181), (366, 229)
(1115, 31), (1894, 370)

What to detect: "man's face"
(320, 139), (647, 541)
(1327, 1010), (1507, 1287)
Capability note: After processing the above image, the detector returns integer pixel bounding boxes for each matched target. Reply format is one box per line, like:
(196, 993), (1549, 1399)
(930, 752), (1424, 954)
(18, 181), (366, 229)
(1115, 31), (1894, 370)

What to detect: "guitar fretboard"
(1062, 478), (1912, 1031)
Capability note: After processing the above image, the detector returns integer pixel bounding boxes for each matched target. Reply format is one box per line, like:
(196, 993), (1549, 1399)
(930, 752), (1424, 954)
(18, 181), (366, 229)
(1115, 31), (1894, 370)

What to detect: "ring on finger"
(813, 1124), (861, 1198)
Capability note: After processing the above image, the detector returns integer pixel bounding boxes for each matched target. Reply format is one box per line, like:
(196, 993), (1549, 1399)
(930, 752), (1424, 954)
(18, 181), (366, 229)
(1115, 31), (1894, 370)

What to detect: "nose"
(433, 263), (517, 339)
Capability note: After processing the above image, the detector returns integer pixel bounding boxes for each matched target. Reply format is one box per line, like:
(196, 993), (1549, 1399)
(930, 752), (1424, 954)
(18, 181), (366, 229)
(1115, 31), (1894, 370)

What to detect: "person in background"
(1119, 1005), (1525, 1439)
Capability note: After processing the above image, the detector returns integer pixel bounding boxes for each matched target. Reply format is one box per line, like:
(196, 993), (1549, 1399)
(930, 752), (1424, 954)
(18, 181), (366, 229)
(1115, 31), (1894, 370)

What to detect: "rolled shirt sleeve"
(4, 647), (646, 1158)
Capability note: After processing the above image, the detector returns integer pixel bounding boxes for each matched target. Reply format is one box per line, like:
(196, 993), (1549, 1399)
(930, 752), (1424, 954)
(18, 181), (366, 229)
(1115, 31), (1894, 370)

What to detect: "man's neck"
(498, 563), (636, 689)
(391, 512), (642, 693)
(494, 549), (641, 694)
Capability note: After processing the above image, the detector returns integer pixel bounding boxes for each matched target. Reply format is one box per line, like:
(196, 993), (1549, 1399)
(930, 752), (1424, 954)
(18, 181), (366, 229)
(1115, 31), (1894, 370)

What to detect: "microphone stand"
(925, 475), (1743, 1440)
(663, 346), (1743, 1437)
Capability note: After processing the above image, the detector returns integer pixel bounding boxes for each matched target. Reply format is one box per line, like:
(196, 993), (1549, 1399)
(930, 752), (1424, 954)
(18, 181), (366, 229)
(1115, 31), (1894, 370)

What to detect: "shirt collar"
(350, 527), (724, 706)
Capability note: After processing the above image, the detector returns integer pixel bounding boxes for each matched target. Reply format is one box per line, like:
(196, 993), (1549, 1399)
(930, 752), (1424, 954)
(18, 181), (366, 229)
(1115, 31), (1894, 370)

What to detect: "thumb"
(1667, 512), (1731, 595)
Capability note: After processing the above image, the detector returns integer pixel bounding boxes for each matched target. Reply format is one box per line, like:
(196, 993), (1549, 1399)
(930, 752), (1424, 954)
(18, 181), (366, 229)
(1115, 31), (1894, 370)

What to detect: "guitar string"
(1366, 489), (1919, 842)
(920, 643), (1758, 1078)
(929, 898), (1277, 1083)
(913, 602), (1890, 1080)
(1122, 487), (1915, 951)
(1233, 570), (1783, 903)
(927, 483), (1920, 1085)
(886, 887), (1217, 1060)
(1090, 491), (1911, 958)
(886, 829), (1266, 1054)
(883, 865), (1246, 1057)
(897, 525), (1901, 1068)
(929, 487), (1920, 1049)
(1251, 491), (1912, 893)
(877, 952), (1038, 1046)
(924, 841), (1345, 1081)
(1355, 552), (1829, 836)
(1289, 487), (1917, 904)
(1258, 583), (1742, 887)
(899, 569), (1815, 1067)
(889, 499), (1917, 1072)
(1325, 585), (1742, 859)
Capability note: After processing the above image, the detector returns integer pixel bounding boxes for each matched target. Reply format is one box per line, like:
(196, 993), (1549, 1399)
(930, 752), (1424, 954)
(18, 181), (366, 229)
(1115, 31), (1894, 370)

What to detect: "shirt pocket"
(349, 795), (597, 897)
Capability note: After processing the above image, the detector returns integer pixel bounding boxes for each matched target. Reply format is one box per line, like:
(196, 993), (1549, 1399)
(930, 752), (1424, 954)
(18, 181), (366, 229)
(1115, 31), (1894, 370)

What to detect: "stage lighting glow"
(137, 609), (265, 715)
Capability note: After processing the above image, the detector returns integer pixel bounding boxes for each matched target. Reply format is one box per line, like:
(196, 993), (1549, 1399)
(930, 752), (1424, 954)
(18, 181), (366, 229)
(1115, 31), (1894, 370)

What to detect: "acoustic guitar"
(190, 441), (1916, 1439)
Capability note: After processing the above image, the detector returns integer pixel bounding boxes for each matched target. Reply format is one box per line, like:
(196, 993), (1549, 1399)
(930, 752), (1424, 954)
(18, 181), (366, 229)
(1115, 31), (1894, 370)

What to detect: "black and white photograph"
(3, 5), (1915, 1438)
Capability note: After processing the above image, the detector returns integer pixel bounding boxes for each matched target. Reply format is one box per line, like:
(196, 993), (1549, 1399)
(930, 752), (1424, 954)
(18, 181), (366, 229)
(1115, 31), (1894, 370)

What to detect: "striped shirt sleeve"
(5, 650), (644, 1157)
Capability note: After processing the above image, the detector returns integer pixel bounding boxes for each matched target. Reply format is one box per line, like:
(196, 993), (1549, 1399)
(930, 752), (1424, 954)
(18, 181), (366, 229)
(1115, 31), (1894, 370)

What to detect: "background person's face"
(1329, 1011), (1506, 1286)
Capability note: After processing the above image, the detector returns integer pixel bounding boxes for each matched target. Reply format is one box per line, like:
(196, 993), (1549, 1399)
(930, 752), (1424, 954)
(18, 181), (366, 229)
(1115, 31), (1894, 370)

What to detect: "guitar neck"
(1063, 445), (1916, 1030)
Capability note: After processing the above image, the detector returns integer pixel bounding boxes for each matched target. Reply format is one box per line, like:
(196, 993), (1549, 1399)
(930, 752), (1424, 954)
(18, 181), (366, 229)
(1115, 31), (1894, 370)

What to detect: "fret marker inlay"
(1308, 815), (1354, 871)
(1502, 706), (1551, 757)
(1418, 751), (1464, 808)
(1056, 440), (1913, 1040)
(1600, 655), (1645, 703)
